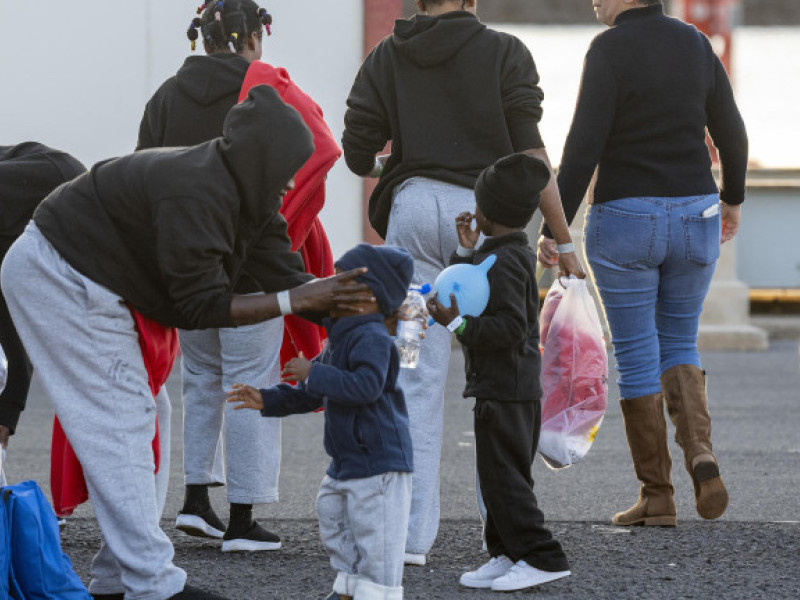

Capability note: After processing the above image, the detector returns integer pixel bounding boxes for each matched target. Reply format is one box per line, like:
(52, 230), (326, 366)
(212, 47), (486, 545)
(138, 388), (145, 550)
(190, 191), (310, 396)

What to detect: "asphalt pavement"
(6, 332), (800, 599)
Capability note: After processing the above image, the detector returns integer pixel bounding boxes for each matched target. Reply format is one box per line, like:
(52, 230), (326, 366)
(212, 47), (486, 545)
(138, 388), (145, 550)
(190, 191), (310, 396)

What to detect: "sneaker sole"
(459, 575), (495, 589)
(221, 539), (281, 552)
(491, 569), (571, 592)
(175, 514), (225, 539)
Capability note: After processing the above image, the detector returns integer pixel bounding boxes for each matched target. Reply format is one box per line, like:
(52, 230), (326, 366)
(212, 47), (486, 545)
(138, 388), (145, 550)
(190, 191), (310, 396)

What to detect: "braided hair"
(187, 0), (273, 53)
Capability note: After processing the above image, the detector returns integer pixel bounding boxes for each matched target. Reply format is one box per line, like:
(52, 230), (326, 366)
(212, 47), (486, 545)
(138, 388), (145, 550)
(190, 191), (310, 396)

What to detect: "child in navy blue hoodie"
(228, 244), (415, 600)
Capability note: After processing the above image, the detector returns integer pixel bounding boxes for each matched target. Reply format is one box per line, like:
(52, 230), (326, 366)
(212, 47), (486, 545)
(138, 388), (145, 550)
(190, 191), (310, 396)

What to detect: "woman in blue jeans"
(540, 0), (748, 526)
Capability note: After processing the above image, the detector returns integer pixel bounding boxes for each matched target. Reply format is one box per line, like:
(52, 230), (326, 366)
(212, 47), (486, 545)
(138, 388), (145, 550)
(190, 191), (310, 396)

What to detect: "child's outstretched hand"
(427, 292), (460, 327)
(455, 211), (480, 250)
(227, 383), (264, 411)
(282, 351), (312, 383)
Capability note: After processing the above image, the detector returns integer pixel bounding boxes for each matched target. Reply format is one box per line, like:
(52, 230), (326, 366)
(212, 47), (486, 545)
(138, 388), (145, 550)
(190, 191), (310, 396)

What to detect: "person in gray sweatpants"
(0, 86), (374, 600)
(384, 177), (475, 561)
(343, 0), (584, 566)
(178, 319), (284, 551)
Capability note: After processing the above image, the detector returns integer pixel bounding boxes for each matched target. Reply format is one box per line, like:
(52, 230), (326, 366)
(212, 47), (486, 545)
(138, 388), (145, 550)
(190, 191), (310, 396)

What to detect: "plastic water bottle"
(395, 284), (431, 369)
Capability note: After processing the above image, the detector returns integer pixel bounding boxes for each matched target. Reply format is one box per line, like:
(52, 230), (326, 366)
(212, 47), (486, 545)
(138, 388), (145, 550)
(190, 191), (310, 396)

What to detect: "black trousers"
(475, 397), (569, 572)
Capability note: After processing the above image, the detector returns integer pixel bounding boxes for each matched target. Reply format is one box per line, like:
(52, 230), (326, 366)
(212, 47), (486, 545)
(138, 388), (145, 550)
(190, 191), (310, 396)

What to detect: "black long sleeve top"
(545, 4), (748, 237)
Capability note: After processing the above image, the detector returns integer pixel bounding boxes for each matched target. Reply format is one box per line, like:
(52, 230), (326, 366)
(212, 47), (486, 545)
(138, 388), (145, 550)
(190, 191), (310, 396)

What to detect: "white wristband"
(556, 242), (575, 254)
(446, 315), (464, 333)
(456, 244), (476, 257)
(277, 290), (293, 315)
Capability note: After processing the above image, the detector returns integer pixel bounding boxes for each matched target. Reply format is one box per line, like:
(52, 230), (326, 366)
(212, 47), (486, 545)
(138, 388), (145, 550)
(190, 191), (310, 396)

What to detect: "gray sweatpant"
(180, 317), (283, 505)
(1, 223), (186, 600)
(384, 177), (477, 556)
(318, 472), (411, 600)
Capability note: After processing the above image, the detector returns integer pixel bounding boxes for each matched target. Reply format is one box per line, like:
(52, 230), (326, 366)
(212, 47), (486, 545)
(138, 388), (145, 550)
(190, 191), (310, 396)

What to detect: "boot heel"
(696, 478), (728, 520)
(642, 515), (677, 527)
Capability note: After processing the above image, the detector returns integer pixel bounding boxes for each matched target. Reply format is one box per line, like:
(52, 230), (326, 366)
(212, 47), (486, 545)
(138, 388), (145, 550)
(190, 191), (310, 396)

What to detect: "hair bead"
(187, 17), (202, 51)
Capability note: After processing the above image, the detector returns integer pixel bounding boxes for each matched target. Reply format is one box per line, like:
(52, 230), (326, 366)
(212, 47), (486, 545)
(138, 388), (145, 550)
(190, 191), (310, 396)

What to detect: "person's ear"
(416, 0), (426, 13)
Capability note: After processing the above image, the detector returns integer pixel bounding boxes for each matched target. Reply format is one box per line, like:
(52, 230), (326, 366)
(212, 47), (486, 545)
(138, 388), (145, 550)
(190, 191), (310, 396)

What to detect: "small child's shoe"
(490, 560), (570, 592)
(459, 555), (513, 589)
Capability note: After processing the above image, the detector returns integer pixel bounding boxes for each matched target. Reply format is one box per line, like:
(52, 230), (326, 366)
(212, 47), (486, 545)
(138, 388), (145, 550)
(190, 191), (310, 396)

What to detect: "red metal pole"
(361, 0), (402, 243)
(674, 0), (740, 161)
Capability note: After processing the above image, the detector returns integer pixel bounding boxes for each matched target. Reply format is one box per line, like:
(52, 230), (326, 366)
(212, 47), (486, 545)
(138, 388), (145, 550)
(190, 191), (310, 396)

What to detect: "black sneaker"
(175, 507), (226, 539)
(168, 584), (230, 599)
(221, 521), (281, 552)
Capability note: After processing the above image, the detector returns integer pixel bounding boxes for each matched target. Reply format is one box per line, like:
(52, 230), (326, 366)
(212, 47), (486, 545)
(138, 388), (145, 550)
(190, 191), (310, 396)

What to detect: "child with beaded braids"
(137, 0), (342, 554)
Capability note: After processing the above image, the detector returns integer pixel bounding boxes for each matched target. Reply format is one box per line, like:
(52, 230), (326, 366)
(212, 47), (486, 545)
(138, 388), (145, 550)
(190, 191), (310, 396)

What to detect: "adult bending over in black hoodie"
(0, 143), (85, 449)
(342, 0), (584, 567)
(0, 86), (371, 600)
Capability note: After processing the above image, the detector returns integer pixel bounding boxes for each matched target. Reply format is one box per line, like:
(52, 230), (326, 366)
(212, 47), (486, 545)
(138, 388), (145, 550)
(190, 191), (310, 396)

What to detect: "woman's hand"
(557, 252), (586, 279)
(537, 235), (559, 268)
(455, 212), (480, 250)
(426, 293), (460, 327)
(291, 268), (374, 315)
(227, 384), (264, 411)
(281, 352), (312, 383)
(721, 202), (741, 243)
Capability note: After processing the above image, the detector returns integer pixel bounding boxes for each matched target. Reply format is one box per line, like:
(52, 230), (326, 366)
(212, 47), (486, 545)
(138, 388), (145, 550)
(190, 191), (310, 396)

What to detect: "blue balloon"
(430, 254), (497, 325)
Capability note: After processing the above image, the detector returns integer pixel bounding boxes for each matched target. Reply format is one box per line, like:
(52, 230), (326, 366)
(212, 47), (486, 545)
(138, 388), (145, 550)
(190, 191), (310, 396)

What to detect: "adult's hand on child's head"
(281, 351), (312, 383)
(558, 252), (586, 280)
(227, 383), (264, 411)
(455, 211), (479, 249)
(291, 269), (374, 315)
(537, 235), (559, 268)
(426, 293), (460, 327)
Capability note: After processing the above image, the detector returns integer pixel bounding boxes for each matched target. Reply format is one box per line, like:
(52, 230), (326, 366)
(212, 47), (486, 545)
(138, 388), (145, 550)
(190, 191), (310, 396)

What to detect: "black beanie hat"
(474, 153), (551, 228)
(335, 244), (414, 317)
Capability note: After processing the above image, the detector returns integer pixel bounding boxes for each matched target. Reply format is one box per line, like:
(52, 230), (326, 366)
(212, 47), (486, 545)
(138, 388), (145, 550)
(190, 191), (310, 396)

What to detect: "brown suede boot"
(612, 393), (677, 527)
(661, 365), (728, 520)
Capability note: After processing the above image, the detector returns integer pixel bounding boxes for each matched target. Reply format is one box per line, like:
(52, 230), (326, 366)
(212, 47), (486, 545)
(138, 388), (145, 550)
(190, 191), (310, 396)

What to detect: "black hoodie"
(0, 143), (85, 254)
(137, 54), (250, 150)
(34, 85), (314, 330)
(343, 12), (545, 239)
(0, 143), (85, 435)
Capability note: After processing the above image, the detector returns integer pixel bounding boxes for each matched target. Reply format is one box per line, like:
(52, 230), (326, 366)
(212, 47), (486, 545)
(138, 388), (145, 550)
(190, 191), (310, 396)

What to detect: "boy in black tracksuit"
(427, 153), (571, 593)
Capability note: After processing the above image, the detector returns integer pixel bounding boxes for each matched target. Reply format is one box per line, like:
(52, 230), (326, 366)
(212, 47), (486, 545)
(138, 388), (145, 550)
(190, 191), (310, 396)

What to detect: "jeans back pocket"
(683, 213), (721, 266)
(591, 205), (658, 267)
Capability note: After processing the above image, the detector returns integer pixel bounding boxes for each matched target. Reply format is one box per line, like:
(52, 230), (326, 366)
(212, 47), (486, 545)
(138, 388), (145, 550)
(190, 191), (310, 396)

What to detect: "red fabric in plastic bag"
(538, 278), (608, 469)
(50, 309), (178, 517)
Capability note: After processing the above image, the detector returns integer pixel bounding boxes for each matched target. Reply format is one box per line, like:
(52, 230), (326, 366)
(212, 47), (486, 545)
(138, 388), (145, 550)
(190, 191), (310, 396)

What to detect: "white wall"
(0, 0), (365, 258)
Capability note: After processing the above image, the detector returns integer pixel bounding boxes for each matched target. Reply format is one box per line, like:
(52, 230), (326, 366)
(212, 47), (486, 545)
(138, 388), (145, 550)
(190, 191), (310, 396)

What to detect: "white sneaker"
(459, 555), (514, 589)
(403, 552), (427, 566)
(490, 560), (570, 592)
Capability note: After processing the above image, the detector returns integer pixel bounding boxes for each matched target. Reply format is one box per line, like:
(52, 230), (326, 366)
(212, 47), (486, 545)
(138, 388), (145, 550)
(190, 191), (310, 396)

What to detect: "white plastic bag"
(538, 277), (608, 470)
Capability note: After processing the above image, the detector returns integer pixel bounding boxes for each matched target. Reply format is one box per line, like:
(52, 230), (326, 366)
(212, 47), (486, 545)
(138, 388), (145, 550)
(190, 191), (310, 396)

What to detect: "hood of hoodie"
(391, 11), (486, 68)
(0, 142), (86, 238)
(176, 54), (250, 106)
(218, 84), (314, 229)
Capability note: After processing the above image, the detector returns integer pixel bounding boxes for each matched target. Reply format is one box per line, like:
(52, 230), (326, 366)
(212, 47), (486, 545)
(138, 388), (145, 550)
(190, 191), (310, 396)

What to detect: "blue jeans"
(585, 195), (721, 399)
